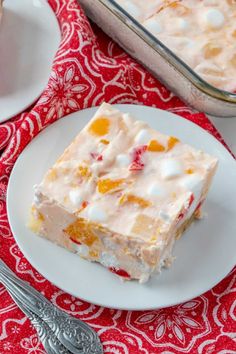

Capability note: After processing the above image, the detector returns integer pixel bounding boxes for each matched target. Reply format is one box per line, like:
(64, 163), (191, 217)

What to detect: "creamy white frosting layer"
(115, 0), (236, 92)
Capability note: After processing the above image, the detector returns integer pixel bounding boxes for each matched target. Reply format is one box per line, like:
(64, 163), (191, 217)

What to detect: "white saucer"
(7, 105), (236, 310)
(0, 0), (60, 122)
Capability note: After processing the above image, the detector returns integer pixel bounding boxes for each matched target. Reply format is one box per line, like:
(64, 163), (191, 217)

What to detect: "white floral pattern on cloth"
(20, 334), (46, 354)
(0, 201), (11, 239)
(39, 65), (91, 121)
(0, 286), (25, 341)
(101, 328), (149, 354)
(0, 0), (235, 353)
(212, 271), (236, 336)
(9, 244), (46, 284)
(126, 297), (212, 352)
(51, 289), (122, 329)
(0, 113), (26, 151)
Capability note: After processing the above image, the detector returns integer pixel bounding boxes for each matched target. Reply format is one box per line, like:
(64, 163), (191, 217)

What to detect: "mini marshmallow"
(204, 9), (225, 28)
(88, 205), (108, 223)
(33, 186), (42, 206)
(176, 18), (189, 32)
(122, 113), (133, 127)
(135, 129), (151, 145)
(179, 174), (203, 200)
(144, 18), (162, 35)
(179, 175), (203, 223)
(161, 159), (183, 180)
(116, 153), (131, 167)
(69, 189), (82, 207)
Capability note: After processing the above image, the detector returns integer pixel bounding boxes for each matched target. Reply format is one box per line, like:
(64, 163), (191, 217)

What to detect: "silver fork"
(0, 260), (103, 354)
(6, 291), (70, 354)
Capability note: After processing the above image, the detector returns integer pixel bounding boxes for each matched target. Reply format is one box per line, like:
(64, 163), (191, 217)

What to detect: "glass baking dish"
(79, 0), (236, 117)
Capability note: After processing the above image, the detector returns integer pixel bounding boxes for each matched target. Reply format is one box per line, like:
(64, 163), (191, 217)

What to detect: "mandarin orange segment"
(167, 136), (180, 151)
(204, 43), (222, 60)
(76, 165), (91, 178)
(131, 214), (157, 237)
(28, 207), (44, 233)
(31, 206), (45, 222)
(100, 139), (110, 145)
(230, 54), (236, 67)
(147, 140), (165, 152)
(227, 0), (236, 5)
(89, 250), (99, 258)
(159, 1), (188, 15)
(88, 117), (110, 136)
(158, 0), (178, 12)
(185, 168), (194, 174)
(64, 219), (98, 247)
(150, 235), (158, 242)
(232, 30), (236, 38)
(97, 178), (125, 194)
(201, 68), (223, 77)
(119, 194), (151, 208)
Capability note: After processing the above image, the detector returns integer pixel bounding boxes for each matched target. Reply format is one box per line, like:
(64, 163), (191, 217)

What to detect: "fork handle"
(0, 260), (103, 354)
(0, 273), (70, 354)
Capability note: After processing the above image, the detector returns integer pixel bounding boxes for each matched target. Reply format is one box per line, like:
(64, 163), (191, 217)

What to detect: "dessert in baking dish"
(117, 0), (162, 22)
(29, 103), (218, 283)
(115, 0), (236, 92)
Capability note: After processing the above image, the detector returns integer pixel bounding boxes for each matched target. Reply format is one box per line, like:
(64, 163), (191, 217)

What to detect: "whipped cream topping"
(115, 0), (236, 92)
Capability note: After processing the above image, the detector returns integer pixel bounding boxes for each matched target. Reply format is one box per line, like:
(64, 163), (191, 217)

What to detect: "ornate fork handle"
(0, 278), (70, 354)
(0, 260), (103, 354)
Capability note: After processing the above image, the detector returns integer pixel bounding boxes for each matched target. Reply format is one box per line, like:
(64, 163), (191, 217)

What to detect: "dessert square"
(29, 103), (218, 283)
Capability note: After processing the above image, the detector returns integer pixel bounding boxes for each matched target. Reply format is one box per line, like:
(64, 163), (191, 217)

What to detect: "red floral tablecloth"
(0, 1), (235, 353)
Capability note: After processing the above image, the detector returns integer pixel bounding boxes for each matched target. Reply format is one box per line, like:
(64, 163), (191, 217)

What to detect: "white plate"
(0, 0), (60, 122)
(7, 105), (236, 310)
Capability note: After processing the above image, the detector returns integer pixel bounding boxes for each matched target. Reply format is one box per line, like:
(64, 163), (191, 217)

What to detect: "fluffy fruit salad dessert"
(116, 0), (236, 92)
(29, 103), (218, 283)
